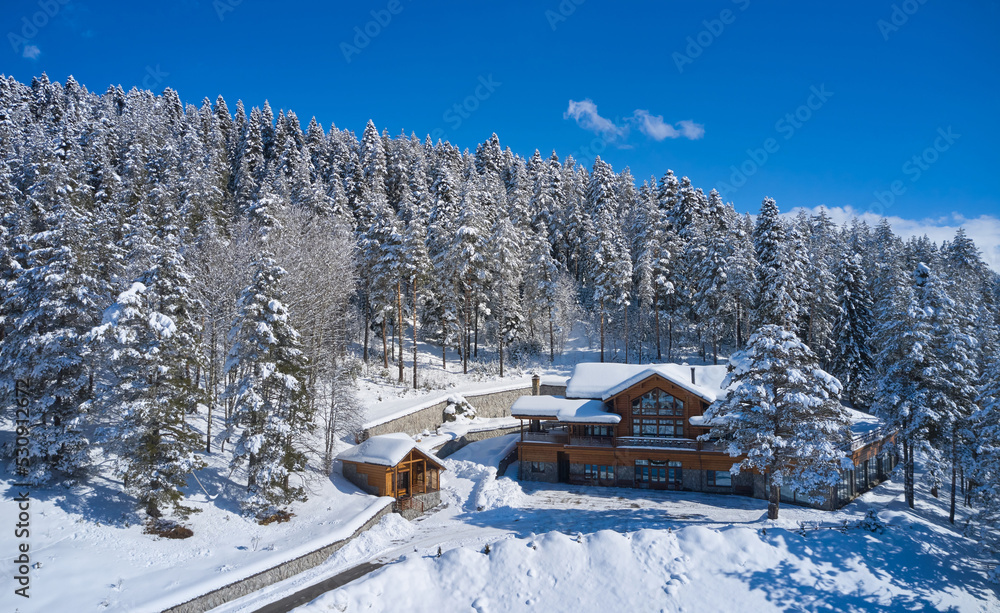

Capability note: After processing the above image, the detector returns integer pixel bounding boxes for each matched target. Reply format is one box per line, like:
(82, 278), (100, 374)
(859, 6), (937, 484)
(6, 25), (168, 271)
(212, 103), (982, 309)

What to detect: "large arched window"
(630, 388), (685, 438)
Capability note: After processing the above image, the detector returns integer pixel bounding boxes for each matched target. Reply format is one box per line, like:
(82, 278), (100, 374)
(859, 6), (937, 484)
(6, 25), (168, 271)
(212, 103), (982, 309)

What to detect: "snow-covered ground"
(0, 453), (393, 613)
(207, 433), (999, 613)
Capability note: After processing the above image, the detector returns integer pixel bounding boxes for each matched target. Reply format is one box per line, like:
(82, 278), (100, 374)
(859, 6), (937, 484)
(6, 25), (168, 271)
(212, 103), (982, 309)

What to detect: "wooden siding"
(608, 374), (710, 440)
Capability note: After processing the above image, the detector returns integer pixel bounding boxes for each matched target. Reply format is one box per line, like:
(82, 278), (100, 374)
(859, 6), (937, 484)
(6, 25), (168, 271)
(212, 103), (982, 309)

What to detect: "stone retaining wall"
(435, 425), (522, 458)
(161, 502), (394, 613)
(363, 384), (566, 440)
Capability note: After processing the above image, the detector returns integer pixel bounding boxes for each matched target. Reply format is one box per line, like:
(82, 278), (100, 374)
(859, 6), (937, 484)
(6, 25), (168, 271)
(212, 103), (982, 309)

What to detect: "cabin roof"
(565, 362), (731, 403)
(510, 396), (622, 424)
(338, 433), (445, 469)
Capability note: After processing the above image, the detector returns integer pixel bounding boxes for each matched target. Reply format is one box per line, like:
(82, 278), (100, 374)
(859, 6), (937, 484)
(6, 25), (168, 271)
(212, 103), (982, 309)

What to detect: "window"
(668, 461), (682, 487)
(632, 388), (684, 416)
(632, 418), (683, 438)
(582, 425), (614, 437)
(635, 459), (650, 484)
(530, 461), (545, 473)
(707, 470), (732, 487)
(630, 389), (686, 438)
(585, 464), (614, 481)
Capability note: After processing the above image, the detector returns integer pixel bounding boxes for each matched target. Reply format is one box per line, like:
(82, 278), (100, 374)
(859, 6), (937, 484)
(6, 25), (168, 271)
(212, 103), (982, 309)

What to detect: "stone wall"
(363, 384), (567, 440)
(518, 460), (558, 483)
(162, 502), (394, 613)
(394, 490), (441, 520)
(435, 425), (521, 458)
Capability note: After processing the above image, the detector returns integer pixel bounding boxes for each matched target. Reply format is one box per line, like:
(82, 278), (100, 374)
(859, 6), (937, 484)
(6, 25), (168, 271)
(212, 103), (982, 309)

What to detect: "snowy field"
(210, 435), (998, 613)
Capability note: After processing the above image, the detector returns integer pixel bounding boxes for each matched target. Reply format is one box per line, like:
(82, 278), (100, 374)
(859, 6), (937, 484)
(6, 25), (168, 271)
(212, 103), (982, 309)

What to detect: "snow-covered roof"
(565, 362), (731, 403)
(510, 396), (622, 424)
(338, 433), (444, 468)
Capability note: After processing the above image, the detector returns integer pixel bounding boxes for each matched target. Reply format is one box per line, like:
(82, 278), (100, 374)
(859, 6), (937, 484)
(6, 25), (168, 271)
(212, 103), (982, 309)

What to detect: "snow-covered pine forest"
(0, 75), (998, 551)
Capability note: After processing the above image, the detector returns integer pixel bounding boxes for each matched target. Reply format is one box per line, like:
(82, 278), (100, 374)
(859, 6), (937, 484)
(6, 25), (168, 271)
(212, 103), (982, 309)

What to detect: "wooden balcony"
(522, 431), (569, 444)
(616, 436), (723, 452)
(568, 435), (615, 448)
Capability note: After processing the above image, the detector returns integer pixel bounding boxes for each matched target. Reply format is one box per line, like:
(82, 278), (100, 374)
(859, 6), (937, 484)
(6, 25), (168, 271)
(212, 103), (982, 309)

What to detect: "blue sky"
(4, 0), (999, 263)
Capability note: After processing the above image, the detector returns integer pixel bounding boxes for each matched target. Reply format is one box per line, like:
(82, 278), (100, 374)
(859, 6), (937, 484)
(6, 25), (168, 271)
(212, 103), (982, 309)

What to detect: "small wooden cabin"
(339, 433), (445, 501)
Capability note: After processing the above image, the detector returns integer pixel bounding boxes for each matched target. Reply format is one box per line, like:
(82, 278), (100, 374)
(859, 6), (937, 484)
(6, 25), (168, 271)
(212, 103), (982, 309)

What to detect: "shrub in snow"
(988, 565), (999, 585)
(443, 395), (476, 422)
(857, 509), (886, 534)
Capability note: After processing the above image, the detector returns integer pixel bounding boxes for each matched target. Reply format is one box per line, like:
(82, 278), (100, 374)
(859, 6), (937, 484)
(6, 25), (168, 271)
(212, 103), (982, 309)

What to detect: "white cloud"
(630, 111), (705, 141)
(786, 205), (1000, 272)
(22, 45), (41, 60)
(565, 100), (704, 144)
(676, 119), (705, 140)
(564, 99), (627, 142)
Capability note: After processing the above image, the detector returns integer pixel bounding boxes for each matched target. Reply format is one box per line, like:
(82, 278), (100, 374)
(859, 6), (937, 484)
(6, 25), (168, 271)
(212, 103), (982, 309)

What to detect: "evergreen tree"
(829, 251), (876, 407)
(702, 325), (852, 519)
(224, 255), (310, 517)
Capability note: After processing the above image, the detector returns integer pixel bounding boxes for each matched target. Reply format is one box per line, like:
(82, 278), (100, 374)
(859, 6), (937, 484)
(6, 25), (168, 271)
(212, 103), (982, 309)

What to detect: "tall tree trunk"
(381, 317), (388, 369)
(397, 281), (404, 383)
(949, 434), (957, 524)
(499, 336), (504, 377)
(548, 306), (555, 364)
(655, 297), (662, 360)
(768, 483), (780, 520)
(624, 303), (629, 364)
(667, 318), (673, 362)
(599, 299), (606, 363)
(363, 308), (370, 363)
(413, 280), (419, 389)
(735, 301), (744, 349)
(474, 305), (479, 358)
(904, 440), (914, 509)
(463, 287), (470, 374)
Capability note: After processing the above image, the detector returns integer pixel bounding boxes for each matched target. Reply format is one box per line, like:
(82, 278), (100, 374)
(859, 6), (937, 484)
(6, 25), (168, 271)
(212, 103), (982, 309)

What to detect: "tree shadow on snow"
(729, 522), (998, 612)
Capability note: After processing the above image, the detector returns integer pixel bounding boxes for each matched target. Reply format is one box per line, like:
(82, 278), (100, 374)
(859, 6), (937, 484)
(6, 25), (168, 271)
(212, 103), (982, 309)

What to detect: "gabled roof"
(511, 396), (621, 424)
(338, 433), (445, 469)
(565, 362), (731, 403)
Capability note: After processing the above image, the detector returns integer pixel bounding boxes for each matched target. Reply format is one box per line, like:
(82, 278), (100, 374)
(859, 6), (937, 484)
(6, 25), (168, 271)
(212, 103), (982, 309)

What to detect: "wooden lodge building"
(339, 433), (445, 518)
(513, 363), (895, 510)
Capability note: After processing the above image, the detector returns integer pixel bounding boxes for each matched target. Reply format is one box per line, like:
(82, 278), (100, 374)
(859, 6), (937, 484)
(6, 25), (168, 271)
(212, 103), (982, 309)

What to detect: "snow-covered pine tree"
(872, 265), (935, 508)
(968, 352), (1000, 553)
(586, 156), (631, 362)
(0, 144), (98, 483)
(724, 213), (757, 350)
(914, 262), (979, 523)
(753, 197), (804, 332)
(224, 254), (311, 517)
(701, 324), (852, 519)
(690, 190), (734, 364)
(489, 214), (525, 376)
(829, 251), (876, 407)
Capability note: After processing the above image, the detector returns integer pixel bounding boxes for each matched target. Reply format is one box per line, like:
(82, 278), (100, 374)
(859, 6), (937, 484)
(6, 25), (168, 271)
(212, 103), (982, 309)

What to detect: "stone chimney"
(532, 373), (541, 396)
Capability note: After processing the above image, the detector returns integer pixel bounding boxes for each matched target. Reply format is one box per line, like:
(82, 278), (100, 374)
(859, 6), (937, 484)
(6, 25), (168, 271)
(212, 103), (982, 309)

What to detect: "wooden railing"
(616, 437), (722, 452)
(568, 436), (614, 448)
(522, 431), (569, 444)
